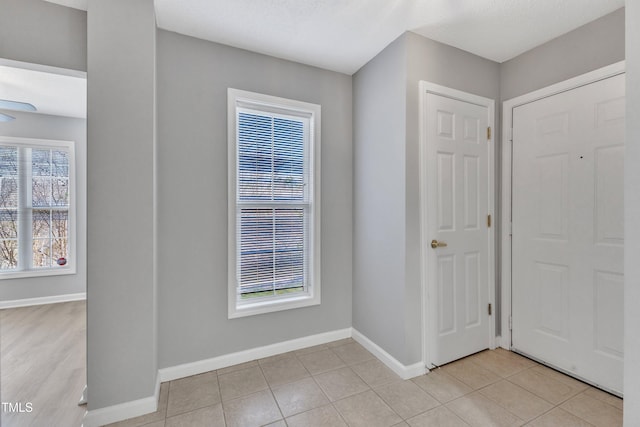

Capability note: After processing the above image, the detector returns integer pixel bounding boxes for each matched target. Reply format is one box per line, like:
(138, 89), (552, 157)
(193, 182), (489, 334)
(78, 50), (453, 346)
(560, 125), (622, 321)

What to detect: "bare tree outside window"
(0, 146), (18, 269)
(0, 144), (70, 273)
(31, 149), (69, 268)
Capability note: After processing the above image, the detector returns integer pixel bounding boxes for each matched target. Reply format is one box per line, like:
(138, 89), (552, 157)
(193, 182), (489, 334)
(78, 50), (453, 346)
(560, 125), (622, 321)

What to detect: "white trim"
(159, 328), (351, 382)
(419, 81), (496, 369)
(500, 60), (626, 351)
(0, 58), (87, 79)
(0, 267), (77, 280)
(227, 88), (322, 319)
(0, 292), (85, 309)
(494, 336), (502, 349)
(82, 375), (161, 427)
(78, 385), (88, 406)
(351, 328), (426, 379)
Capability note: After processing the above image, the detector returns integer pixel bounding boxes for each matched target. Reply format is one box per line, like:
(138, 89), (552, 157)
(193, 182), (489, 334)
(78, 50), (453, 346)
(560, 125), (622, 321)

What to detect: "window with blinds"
(228, 89), (321, 318)
(0, 137), (75, 278)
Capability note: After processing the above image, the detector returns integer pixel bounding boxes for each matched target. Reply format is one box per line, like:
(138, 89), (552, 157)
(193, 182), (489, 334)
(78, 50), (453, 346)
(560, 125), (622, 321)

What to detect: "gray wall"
(624, 0), (639, 423)
(352, 32), (500, 365)
(0, 0), (87, 71)
(86, 0), (157, 410)
(0, 0), (87, 303)
(500, 8), (625, 101)
(405, 33), (501, 362)
(0, 112), (87, 302)
(156, 30), (353, 369)
(352, 36), (408, 363)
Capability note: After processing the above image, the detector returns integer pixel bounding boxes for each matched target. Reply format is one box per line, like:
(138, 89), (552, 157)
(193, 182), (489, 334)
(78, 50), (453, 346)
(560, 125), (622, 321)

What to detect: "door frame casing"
(500, 61), (626, 350)
(419, 81), (496, 369)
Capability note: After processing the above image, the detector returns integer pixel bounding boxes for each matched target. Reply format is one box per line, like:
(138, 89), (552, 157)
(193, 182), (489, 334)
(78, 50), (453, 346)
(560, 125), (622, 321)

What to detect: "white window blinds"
(228, 88), (320, 318)
(236, 110), (310, 300)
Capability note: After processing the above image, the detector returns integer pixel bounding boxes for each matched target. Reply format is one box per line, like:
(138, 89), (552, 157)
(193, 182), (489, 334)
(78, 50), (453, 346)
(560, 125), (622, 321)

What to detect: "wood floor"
(0, 301), (86, 427)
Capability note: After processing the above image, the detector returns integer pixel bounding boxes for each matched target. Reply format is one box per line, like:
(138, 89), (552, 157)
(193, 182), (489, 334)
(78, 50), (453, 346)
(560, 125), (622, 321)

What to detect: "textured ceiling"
(43, 0), (623, 74)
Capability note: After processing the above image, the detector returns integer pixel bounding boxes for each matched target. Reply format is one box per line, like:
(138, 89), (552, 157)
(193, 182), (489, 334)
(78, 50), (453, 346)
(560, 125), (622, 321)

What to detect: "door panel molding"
(419, 81), (496, 369)
(510, 71), (625, 394)
(500, 60), (625, 354)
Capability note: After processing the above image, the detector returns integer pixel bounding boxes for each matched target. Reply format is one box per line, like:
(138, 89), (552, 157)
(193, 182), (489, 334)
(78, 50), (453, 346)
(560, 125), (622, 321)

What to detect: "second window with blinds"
(227, 89), (321, 318)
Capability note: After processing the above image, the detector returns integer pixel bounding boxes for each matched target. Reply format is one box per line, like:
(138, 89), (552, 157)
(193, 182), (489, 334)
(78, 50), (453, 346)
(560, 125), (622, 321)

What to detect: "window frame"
(228, 88), (321, 319)
(0, 136), (76, 280)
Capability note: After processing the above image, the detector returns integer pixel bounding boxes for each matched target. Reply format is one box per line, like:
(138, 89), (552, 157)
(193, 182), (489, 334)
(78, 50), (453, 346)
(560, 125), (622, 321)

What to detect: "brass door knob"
(431, 239), (448, 249)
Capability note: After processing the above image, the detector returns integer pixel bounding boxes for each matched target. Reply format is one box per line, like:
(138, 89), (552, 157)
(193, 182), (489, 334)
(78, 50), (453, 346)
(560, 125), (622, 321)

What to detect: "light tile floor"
(106, 339), (623, 427)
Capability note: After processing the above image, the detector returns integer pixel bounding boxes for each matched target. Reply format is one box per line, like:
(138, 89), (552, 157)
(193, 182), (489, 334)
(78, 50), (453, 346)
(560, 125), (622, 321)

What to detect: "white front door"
(512, 73), (625, 394)
(423, 86), (494, 367)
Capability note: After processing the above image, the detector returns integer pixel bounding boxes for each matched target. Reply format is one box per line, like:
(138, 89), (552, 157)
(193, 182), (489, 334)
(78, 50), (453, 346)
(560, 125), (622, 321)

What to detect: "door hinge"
(509, 315), (513, 330)
(487, 214), (491, 228)
(488, 303), (492, 316)
(487, 126), (491, 140)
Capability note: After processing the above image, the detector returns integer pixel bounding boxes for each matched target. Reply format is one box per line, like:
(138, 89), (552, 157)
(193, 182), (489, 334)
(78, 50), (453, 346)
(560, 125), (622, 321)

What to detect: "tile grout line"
(296, 343), (384, 427)
(503, 372), (582, 407)
(130, 343), (621, 427)
(480, 362), (571, 424)
(417, 355), (538, 426)
(482, 359), (617, 427)
(163, 372), (219, 421)
(164, 380), (171, 423)
(260, 348), (346, 424)
(580, 388), (625, 411)
(560, 389), (622, 426)
(258, 352), (293, 425)
(317, 343), (405, 425)
(215, 370), (227, 427)
(289, 346), (351, 425)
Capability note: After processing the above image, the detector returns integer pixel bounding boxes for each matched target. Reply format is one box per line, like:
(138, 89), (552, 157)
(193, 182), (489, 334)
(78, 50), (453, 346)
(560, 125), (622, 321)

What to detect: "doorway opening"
(0, 57), (87, 425)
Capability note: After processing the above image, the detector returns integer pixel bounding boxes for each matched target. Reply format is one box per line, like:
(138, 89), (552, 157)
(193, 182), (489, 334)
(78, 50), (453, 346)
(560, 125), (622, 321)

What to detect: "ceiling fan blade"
(0, 99), (37, 112)
(0, 112), (16, 122)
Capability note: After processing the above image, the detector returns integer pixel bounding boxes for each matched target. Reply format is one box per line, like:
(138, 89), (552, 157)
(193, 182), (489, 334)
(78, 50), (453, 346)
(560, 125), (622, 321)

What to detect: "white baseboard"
(497, 336), (510, 351)
(159, 328), (352, 382)
(82, 326), (423, 425)
(78, 385), (88, 406)
(0, 292), (86, 309)
(82, 374), (161, 427)
(351, 328), (426, 379)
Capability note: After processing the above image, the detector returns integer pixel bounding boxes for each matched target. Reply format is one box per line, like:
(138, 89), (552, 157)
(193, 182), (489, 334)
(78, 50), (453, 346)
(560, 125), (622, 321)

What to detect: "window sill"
(0, 267), (77, 280)
(228, 292), (320, 319)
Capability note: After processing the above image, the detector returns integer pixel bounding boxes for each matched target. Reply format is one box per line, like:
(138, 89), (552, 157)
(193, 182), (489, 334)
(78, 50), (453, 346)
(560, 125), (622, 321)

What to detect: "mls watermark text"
(1, 402), (33, 413)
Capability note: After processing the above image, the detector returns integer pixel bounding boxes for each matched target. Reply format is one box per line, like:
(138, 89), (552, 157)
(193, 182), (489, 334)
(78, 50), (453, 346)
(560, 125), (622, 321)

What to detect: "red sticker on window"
(57, 257), (67, 266)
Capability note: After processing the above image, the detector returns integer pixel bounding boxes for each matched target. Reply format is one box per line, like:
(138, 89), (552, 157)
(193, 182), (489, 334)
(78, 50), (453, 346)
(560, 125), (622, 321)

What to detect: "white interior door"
(512, 73), (625, 395)
(424, 88), (493, 367)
